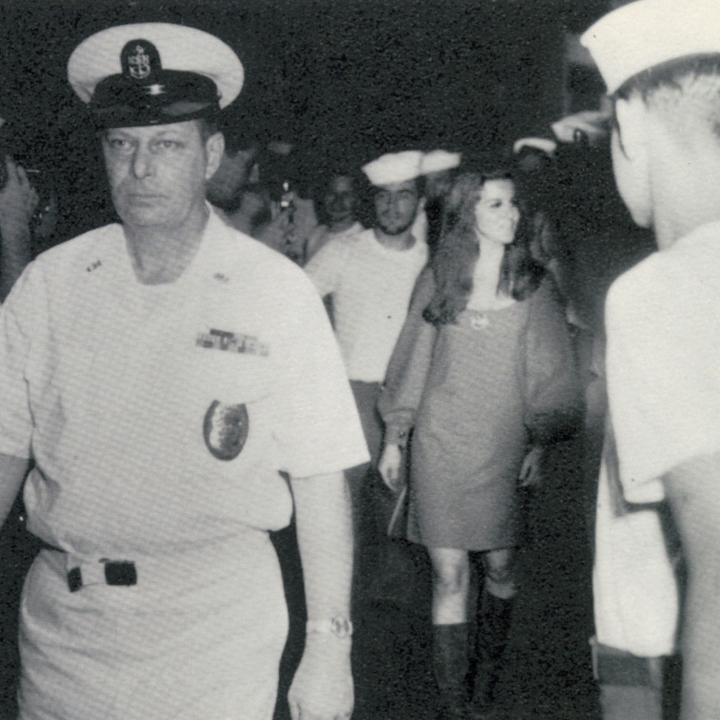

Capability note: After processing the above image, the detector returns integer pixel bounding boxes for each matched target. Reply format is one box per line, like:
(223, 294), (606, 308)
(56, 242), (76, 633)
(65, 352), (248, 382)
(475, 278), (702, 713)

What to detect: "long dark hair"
(423, 168), (544, 326)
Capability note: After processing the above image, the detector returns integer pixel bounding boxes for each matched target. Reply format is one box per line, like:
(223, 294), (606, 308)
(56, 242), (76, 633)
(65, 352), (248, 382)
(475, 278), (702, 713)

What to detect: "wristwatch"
(306, 615), (354, 639)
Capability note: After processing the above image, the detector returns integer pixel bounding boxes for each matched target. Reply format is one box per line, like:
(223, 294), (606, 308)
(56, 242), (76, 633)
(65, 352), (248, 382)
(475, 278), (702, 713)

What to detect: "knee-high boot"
(470, 592), (513, 719)
(433, 623), (469, 720)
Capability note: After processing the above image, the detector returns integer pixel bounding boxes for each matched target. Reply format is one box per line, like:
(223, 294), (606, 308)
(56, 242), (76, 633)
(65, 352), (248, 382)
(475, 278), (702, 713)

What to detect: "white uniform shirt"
(606, 221), (720, 503)
(593, 420), (679, 657)
(0, 210), (369, 559)
(304, 228), (428, 382)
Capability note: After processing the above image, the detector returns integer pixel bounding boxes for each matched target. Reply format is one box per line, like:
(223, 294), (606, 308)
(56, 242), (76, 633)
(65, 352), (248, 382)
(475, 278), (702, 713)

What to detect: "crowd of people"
(0, 1), (718, 720)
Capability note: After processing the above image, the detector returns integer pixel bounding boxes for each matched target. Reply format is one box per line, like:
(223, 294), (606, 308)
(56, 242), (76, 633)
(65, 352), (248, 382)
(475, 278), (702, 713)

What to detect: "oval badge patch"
(203, 401), (249, 461)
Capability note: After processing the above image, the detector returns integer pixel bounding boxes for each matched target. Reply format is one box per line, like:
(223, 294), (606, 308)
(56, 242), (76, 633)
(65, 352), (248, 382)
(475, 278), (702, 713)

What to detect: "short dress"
(379, 268), (580, 551)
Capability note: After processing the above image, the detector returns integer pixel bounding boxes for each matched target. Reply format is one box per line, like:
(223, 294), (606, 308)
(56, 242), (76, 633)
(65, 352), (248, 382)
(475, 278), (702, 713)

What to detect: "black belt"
(67, 561), (137, 593)
(38, 542), (137, 592)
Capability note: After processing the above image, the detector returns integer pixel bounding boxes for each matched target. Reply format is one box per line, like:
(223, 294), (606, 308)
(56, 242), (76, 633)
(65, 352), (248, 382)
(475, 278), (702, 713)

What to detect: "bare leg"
(482, 547), (517, 599)
(429, 547), (471, 625)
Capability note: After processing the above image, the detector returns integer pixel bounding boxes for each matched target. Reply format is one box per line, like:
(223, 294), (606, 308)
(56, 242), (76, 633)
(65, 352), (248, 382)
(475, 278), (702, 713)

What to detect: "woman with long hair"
(378, 167), (581, 719)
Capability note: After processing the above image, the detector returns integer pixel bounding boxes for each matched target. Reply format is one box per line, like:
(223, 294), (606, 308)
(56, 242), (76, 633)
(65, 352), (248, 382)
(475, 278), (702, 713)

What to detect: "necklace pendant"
(470, 313), (490, 330)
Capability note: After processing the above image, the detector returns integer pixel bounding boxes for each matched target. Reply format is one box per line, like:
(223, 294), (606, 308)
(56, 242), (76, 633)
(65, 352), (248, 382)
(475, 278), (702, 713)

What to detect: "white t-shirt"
(305, 221), (364, 262)
(304, 228), (428, 382)
(606, 221), (720, 503)
(0, 210), (369, 558)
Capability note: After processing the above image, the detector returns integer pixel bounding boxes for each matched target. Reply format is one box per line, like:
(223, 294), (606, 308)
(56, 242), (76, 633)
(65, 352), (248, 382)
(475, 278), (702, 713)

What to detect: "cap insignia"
(121, 39), (161, 82)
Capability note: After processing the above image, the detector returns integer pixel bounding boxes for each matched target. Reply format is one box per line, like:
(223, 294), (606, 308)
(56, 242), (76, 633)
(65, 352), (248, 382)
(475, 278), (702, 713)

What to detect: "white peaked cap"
(582, 0), (720, 94)
(420, 150), (462, 174)
(362, 150), (423, 186)
(68, 22), (244, 108)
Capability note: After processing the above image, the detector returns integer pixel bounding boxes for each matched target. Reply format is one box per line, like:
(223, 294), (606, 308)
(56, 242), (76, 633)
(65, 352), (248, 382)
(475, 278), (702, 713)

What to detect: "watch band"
(306, 616), (354, 639)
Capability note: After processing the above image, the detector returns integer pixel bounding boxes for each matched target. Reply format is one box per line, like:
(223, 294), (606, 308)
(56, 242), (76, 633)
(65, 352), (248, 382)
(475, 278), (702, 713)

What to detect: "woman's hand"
(518, 445), (544, 488)
(378, 443), (404, 493)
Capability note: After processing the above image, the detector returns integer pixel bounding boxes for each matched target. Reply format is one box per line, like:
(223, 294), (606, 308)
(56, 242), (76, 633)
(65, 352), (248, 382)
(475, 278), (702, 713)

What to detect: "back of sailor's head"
(582, 0), (720, 130)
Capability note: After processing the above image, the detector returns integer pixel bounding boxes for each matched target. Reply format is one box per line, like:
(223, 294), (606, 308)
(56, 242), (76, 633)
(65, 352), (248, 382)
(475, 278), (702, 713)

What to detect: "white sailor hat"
(362, 150), (423, 186)
(582, 0), (720, 95)
(512, 137), (557, 156)
(68, 22), (244, 128)
(420, 150), (461, 175)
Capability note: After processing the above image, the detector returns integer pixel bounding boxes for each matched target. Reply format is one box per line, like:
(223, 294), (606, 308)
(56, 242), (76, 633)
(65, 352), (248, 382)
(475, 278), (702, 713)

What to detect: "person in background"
(0, 147), (37, 718)
(0, 22), (367, 720)
(304, 168), (363, 262)
(412, 149), (462, 257)
(511, 138), (559, 278)
(254, 141), (318, 264)
(206, 125), (261, 235)
(305, 150), (428, 608)
(378, 167), (580, 719)
(0, 155), (36, 299)
(583, 1), (720, 718)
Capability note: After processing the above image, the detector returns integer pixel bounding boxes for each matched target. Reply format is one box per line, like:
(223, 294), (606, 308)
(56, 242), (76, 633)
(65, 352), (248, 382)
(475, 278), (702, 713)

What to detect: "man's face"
(373, 179), (419, 235)
(206, 148), (257, 207)
(102, 120), (222, 230)
(323, 175), (357, 224)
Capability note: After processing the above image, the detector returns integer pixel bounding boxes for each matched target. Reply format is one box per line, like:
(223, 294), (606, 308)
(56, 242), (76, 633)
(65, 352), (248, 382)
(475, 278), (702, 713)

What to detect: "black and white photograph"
(0, 1), (714, 719)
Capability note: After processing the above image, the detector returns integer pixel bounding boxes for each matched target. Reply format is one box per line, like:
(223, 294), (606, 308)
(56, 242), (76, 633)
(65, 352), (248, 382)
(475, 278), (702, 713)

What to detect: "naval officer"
(0, 22), (367, 720)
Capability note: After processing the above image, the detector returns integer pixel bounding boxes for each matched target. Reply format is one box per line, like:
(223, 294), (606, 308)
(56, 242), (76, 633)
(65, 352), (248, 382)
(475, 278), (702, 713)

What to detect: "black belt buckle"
(67, 561), (137, 592)
(104, 561), (137, 587)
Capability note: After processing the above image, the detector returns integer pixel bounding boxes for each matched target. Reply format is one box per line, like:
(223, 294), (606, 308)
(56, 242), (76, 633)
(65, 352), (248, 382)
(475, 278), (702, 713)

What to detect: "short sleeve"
(270, 272), (369, 478)
(303, 237), (347, 299)
(0, 262), (45, 459)
(524, 279), (582, 445)
(606, 264), (720, 502)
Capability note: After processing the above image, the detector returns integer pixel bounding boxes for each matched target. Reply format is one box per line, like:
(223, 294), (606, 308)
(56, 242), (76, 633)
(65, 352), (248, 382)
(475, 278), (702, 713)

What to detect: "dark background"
(0, 0), (610, 220)
(0, 4), (633, 718)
